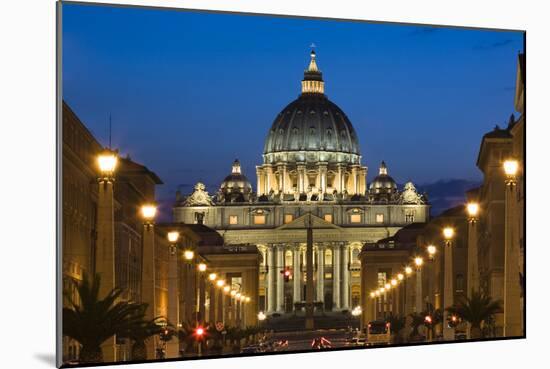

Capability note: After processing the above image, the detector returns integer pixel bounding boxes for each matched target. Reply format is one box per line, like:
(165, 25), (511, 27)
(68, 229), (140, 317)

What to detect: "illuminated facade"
(173, 51), (430, 314)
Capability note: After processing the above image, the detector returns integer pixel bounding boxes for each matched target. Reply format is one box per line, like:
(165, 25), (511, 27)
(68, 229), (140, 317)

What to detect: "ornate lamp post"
(140, 203), (157, 359)
(182, 247), (195, 324)
(95, 150), (118, 362)
(390, 278), (398, 315)
(397, 273), (404, 314)
(165, 231), (180, 358)
(414, 257), (424, 314)
(230, 290), (237, 326)
(374, 290), (381, 320)
(466, 202), (480, 299)
(208, 273), (217, 324)
(197, 263), (207, 323)
(404, 266), (412, 315)
(503, 159), (522, 336)
(369, 291), (376, 321)
(305, 213), (315, 330)
(426, 245), (437, 309)
(442, 226), (455, 341)
(216, 279), (225, 324)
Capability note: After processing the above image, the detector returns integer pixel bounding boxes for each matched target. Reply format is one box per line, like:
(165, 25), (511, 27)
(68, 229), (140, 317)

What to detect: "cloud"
(473, 39), (514, 51)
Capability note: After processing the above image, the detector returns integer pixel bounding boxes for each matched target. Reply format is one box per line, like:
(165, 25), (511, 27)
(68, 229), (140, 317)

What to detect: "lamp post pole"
(166, 231), (180, 358)
(442, 227), (455, 341)
(503, 160), (522, 336)
(466, 203), (480, 298)
(141, 204), (157, 359)
(414, 258), (423, 315)
(95, 150), (118, 362)
(197, 263), (207, 323)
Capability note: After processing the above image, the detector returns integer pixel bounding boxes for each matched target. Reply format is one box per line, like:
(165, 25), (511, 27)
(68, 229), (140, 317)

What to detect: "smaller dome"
(219, 159), (253, 202)
(369, 161), (397, 194)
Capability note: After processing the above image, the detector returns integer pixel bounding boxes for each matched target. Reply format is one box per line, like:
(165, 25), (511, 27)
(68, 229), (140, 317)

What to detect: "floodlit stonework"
(173, 51), (430, 314)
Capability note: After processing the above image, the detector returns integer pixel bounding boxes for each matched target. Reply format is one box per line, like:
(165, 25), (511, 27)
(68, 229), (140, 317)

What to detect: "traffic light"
(195, 326), (205, 339)
(281, 268), (291, 282)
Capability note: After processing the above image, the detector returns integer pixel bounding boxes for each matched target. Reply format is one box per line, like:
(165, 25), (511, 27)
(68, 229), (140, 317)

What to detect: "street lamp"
(216, 279), (225, 288)
(397, 273), (404, 281)
(405, 266), (413, 275)
(426, 244), (437, 259)
(208, 273), (217, 282)
(97, 150), (118, 181)
(466, 202), (480, 301)
(198, 263), (207, 272)
(223, 285), (230, 294)
(184, 250), (194, 261)
(442, 226), (455, 341)
(140, 203), (158, 359)
(414, 257), (424, 268)
(95, 149), (118, 361)
(503, 159), (519, 185)
(167, 231), (180, 256)
(258, 311), (266, 321)
(414, 257), (423, 314)
(502, 159), (521, 336)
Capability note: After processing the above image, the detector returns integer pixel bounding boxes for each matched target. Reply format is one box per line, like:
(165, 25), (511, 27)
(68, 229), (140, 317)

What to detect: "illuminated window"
(229, 215), (238, 225)
(376, 214), (384, 223)
(285, 250), (293, 266)
(324, 272), (332, 279)
(405, 211), (415, 223)
(351, 248), (360, 263)
(254, 215), (266, 225)
(351, 271), (361, 278)
(284, 214), (294, 224)
(325, 249), (333, 265)
(377, 271), (387, 288)
(350, 214), (361, 223)
(324, 214), (333, 223)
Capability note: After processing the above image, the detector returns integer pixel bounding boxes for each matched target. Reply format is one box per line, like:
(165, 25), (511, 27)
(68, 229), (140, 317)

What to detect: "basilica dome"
(219, 159), (253, 202)
(369, 161), (397, 194)
(262, 50), (361, 166)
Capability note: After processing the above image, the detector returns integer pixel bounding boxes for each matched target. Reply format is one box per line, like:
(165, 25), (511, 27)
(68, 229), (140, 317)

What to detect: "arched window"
(285, 250), (293, 267)
(351, 248), (360, 264)
(325, 249), (333, 265)
(456, 274), (464, 292)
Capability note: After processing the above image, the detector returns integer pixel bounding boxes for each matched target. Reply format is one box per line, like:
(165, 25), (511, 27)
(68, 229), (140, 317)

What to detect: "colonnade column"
(267, 245), (275, 313)
(316, 245), (324, 304)
(333, 244), (341, 309)
(293, 245), (301, 304)
(276, 245), (285, 312)
(341, 244), (350, 309)
(351, 166), (358, 194)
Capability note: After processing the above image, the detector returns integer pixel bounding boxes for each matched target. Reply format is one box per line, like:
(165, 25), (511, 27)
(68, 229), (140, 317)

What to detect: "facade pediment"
(276, 213), (342, 230)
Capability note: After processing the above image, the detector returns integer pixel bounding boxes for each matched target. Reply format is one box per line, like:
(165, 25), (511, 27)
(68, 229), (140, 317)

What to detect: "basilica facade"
(173, 51), (430, 315)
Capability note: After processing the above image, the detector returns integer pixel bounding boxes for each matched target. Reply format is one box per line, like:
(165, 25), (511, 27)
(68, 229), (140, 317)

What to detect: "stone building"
(174, 51), (430, 315)
(61, 102), (167, 362)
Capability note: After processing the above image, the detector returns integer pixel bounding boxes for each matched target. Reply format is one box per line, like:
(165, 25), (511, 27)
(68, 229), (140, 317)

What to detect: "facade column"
(504, 182), (522, 336)
(293, 245), (301, 304)
(276, 245), (285, 312)
(141, 224), (156, 360)
(336, 165), (343, 193)
(265, 166), (273, 194)
(217, 285), (224, 323)
(96, 180), (116, 362)
(320, 164), (327, 194)
(341, 244), (350, 309)
(351, 166), (358, 194)
(282, 165), (287, 194)
(333, 244), (341, 309)
(208, 282), (216, 324)
(267, 245), (276, 313)
(316, 245), (324, 304)
(297, 164), (305, 193)
(256, 168), (263, 196)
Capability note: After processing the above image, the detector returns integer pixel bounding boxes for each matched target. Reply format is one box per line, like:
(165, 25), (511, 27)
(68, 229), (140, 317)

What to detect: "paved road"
(269, 329), (351, 351)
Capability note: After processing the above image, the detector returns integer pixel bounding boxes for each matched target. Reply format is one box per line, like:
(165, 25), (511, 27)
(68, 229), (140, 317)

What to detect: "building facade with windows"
(173, 51), (430, 314)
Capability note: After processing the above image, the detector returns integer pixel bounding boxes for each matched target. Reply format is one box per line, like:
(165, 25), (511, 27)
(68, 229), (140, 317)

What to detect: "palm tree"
(122, 308), (166, 361)
(385, 314), (405, 344)
(408, 313), (426, 341)
(446, 291), (502, 339)
(62, 274), (153, 363)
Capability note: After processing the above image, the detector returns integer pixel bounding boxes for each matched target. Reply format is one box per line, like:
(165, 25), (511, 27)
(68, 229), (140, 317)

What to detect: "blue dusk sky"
(62, 3), (524, 212)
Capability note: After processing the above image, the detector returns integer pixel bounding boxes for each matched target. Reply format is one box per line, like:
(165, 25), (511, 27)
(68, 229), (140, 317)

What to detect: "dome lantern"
(301, 49), (325, 95)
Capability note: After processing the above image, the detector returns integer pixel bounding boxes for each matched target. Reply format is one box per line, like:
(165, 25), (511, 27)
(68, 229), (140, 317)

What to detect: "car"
(311, 337), (332, 349)
(345, 337), (367, 346)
